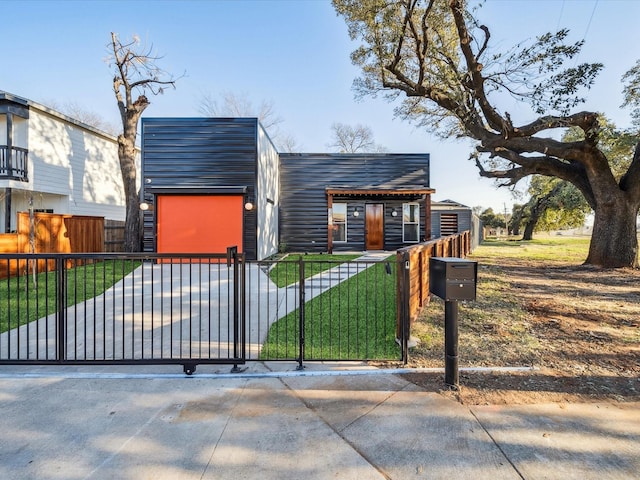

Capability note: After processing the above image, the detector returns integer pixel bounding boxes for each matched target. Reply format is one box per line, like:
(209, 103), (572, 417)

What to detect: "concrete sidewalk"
(0, 362), (638, 479)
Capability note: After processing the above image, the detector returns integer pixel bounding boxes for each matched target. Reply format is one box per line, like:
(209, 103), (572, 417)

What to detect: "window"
(332, 203), (347, 243)
(403, 203), (420, 242)
(440, 213), (459, 236)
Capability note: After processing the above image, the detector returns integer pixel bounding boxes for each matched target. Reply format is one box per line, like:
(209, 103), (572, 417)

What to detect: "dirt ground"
(401, 257), (640, 405)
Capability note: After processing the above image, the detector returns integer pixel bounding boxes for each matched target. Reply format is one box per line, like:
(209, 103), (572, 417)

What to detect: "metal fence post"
(444, 300), (459, 387)
(227, 246), (243, 373)
(399, 251), (410, 364)
(239, 251), (246, 363)
(56, 256), (66, 362)
(297, 256), (305, 370)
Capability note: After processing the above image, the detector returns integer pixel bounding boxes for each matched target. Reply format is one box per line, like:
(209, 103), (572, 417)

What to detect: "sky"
(3, 0), (639, 214)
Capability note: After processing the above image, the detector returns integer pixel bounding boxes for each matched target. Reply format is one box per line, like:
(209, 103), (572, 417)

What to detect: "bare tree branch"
(107, 32), (181, 251)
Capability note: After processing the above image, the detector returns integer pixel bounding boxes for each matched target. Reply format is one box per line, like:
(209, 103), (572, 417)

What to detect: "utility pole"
(503, 203), (509, 236)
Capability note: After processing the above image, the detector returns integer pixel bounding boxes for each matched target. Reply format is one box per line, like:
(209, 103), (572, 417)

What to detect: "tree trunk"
(522, 198), (546, 241)
(586, 200), (639, 268)
(118, 134), (141, 252)
(510, 208), (523, 236)
(521, 217), (536, 241)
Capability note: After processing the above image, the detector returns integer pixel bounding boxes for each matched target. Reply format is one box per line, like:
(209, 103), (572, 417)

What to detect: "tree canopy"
(478, 207), (506, 231)
(514, 116), (631, 239)
(327, 122), (387, 153)
(513, 176), (590, 240)
(334, 0), (640, 267)
(199, 91), (283, 131)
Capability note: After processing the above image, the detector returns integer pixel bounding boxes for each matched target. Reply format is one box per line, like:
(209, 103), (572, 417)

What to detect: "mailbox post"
(429, 257), (478, 387)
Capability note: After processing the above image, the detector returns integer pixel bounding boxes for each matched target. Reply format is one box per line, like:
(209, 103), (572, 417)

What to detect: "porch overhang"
(325, 187), (435, 253)
(325, 187), (435, 198)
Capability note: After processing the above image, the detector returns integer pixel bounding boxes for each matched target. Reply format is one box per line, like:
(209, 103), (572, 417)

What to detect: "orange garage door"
(157, 195), (243, 254)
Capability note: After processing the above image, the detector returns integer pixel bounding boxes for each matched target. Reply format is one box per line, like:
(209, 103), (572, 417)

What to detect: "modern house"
(0, 91), (125, 233)
(2, 93), (476, 258)
(279, 153), (433, 254)
(141, 117), (435, 260)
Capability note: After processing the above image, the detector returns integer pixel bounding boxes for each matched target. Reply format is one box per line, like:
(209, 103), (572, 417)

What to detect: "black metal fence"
(255, 254), (403, 366)
(0, 145), (29, 180)
(0, 250), (406, 373)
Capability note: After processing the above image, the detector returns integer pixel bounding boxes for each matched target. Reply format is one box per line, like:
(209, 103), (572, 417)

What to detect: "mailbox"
(429, 257), (477, 301)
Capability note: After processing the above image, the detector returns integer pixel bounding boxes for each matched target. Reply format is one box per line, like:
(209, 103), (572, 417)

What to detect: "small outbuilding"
(431, 199), (473, 237)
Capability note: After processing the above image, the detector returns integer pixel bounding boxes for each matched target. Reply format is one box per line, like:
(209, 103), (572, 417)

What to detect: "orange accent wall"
(157, 195), (243, 254)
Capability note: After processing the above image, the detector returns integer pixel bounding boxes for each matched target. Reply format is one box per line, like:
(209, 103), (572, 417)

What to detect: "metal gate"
(0, 248), (246, 375)
(1, 248), (409, 373)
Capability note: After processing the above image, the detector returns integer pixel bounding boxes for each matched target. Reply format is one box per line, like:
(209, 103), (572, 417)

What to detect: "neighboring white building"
(0, 91), (125, 233)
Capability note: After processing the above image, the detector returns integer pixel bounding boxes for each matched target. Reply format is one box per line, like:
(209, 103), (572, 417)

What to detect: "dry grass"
(403, 236), (640, 405)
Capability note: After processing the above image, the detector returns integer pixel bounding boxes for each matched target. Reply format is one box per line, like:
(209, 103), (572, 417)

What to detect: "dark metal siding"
(141, 118), (258, 259)
(279, 153), (430, 253)
(327, 199), (424, 253)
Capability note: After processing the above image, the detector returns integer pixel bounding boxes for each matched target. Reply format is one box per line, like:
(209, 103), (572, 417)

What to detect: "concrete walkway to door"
(275, 252), (393, 319)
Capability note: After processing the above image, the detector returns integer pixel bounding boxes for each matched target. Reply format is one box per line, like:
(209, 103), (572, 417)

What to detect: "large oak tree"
(516, 117), (631, 239)
(334, 0), (640, 268)
(108, 33), (179, 252)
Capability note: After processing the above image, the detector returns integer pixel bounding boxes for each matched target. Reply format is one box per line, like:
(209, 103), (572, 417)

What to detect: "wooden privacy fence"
(0, 212), (104, 279)
(0, 234), (18, 253)
(104, 219), (125, 252)
(396, 231), (472, 339)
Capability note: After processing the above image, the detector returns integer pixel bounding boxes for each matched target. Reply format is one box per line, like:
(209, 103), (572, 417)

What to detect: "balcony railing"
(0, 146), (28, 181)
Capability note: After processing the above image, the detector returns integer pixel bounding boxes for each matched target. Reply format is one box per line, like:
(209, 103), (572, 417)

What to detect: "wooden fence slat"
(397, 231), (472, 328)
(104, 220), (125, 252)
(1, 212), (107, 279)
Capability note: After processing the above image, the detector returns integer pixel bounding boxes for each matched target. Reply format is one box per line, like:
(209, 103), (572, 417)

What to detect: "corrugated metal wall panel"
(141, 118), (258, 259)
(279, 153), (430, 253)
(431, 208), (472, 238)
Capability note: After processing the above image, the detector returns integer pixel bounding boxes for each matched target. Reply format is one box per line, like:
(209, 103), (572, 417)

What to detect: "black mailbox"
(429, 257), (477, 301)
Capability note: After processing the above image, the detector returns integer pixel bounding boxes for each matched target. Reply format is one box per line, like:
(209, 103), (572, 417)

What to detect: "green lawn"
(0, 259), (140, 333)
(267, 253), (362, 288)
(472, 236), (591, 263)
(261, 259), (400, 360)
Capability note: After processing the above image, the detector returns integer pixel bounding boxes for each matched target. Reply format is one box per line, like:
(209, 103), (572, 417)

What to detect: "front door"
(365, 203), (384, 250)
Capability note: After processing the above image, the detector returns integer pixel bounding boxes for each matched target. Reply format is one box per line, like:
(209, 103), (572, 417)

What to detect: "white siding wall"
(11, 192), (68, 214)
(26, 109), (125, 221)
(256, 124), (280, 260)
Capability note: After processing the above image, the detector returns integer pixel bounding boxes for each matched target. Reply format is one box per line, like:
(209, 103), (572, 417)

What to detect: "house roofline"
(0, 90), (122, 145)
(326, 187), (435, 197)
